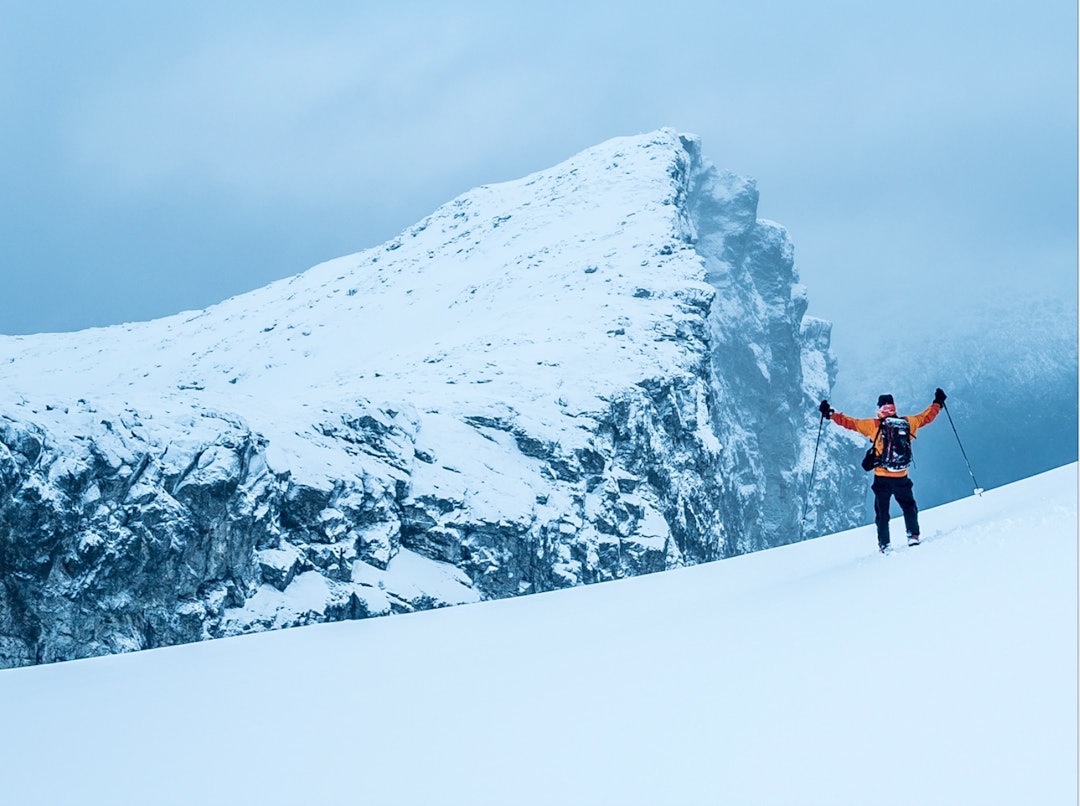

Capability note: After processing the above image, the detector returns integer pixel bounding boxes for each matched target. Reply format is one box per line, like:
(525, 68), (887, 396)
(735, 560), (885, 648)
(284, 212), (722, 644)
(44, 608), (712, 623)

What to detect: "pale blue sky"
(2, 0), (1076, 363)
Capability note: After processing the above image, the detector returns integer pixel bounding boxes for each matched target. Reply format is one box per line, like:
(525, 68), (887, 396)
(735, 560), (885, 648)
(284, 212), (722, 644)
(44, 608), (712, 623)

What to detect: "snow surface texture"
(0, 465), (1074, 806)
(0, 129), (863, 668)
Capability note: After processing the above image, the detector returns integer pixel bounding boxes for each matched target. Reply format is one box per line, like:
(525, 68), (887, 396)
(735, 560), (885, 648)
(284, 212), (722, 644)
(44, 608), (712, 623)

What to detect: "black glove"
(934, 388), (947, 406)
(818, 400), (833, 419)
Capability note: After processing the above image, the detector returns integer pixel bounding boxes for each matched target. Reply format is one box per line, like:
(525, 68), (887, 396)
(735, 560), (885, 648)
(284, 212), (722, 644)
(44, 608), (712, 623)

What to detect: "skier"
(818, 389), (947, 554)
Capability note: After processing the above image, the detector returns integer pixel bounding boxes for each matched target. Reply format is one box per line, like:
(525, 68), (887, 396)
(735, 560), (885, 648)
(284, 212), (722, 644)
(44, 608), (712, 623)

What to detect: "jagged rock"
(0, 129), (864, 668)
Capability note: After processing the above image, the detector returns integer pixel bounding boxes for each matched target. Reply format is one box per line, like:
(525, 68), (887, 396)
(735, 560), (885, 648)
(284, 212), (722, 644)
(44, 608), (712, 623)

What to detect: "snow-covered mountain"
(1, 465), (1075, 805)
(0, 129), (863, 668)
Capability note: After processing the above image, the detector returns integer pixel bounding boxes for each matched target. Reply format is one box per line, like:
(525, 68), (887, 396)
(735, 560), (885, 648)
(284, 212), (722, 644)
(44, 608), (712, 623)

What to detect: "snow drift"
(0, 129), (862, 668)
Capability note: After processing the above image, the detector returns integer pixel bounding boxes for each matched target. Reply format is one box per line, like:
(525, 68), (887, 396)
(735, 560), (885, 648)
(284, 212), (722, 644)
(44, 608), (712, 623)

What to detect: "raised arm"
(832, 411), (880, 440)
(819, 399), (878, 440)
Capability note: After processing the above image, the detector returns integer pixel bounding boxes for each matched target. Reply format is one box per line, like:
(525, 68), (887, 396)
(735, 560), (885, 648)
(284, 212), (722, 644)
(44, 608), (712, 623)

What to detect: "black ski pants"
(871, 475), (920, 547)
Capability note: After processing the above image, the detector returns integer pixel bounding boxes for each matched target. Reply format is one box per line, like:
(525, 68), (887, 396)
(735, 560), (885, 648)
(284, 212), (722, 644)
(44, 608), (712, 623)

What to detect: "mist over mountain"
(831, 292), (1077, 509)
(0, 130), (864, 668)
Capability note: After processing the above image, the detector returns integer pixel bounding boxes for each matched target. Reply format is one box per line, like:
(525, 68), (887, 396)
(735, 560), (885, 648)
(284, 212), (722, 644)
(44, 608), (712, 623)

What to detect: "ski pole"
(801, 413), (826, 524)
(941, 401), (983, 496)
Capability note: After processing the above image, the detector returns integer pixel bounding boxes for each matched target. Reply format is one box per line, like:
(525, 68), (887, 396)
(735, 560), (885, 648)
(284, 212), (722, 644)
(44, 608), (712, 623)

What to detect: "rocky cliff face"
(0, 130), (863, 668)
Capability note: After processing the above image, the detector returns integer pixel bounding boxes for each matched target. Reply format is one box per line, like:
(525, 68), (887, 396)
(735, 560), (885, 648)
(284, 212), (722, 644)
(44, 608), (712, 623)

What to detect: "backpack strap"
(861, 419), (885, 471)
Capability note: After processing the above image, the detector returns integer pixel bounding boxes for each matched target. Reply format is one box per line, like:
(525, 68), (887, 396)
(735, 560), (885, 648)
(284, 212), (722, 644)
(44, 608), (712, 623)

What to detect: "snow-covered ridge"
(0, 129), (862, 667)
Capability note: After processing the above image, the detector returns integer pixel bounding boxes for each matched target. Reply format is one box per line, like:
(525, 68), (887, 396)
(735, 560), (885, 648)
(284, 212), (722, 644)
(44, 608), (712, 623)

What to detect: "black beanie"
(877, 394), (894, 407)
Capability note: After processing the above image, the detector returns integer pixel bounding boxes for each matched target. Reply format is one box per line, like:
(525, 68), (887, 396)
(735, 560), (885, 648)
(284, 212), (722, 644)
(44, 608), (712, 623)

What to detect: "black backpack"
(862, 416), (913, 472)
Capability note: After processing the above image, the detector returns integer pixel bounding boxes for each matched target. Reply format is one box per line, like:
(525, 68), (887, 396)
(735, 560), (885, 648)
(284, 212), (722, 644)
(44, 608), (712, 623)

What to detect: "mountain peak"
(0, 130), (863, 667)
(3, 129), (706, 408)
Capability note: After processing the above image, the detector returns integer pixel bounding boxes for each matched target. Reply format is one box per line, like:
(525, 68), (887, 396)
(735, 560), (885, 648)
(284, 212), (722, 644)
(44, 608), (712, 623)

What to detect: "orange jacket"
(831, 402), (942, 477)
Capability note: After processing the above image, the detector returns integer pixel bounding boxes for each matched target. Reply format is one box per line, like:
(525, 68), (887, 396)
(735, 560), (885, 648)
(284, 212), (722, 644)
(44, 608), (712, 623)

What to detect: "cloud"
(3, 0), (1074, 341)
(64, 8), (617, 209)
(68, 15), (438, 194)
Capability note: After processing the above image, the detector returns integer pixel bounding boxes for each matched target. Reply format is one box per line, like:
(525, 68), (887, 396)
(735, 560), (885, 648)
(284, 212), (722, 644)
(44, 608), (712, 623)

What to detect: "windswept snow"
(0, 131), (710, 456)
(1, 464), (1075, 806)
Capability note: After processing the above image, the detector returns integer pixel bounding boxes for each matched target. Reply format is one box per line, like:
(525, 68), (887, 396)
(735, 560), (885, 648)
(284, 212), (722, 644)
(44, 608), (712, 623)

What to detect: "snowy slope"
(0, 131), (736, 451)
(1, 464), (1074, 806)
